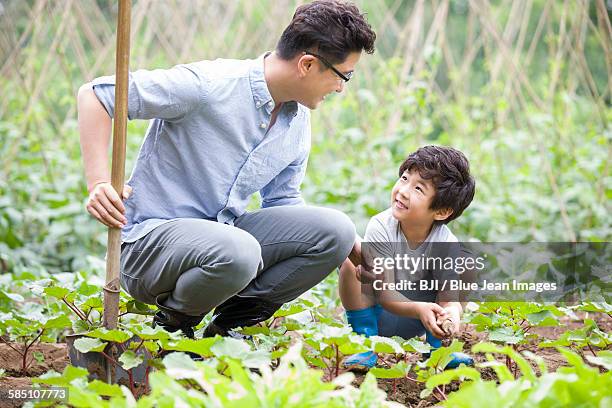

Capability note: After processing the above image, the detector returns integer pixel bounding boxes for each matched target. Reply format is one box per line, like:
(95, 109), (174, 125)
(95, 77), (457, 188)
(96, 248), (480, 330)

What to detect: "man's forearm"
(77, 84), (113, 191)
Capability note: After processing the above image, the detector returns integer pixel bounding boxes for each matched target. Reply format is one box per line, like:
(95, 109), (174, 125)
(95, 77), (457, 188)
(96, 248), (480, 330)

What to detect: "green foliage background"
(0, 0), (610, 277)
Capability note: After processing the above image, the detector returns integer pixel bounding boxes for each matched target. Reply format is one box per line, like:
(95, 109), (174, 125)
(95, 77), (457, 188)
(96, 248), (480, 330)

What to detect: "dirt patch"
(353, 373), (425, 407)
(0, 343), (69, 377)
(0, 377), (32, 408)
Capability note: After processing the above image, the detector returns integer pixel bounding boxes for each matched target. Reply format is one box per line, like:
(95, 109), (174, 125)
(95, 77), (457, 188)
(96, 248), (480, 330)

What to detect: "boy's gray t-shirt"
(365, 208), (457, 246)
(364, 208), (458, 302)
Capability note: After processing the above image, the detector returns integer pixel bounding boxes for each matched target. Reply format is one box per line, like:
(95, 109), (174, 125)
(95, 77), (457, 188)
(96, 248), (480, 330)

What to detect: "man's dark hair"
(276, 0), (376, 64)
(399, 145), (475, 224)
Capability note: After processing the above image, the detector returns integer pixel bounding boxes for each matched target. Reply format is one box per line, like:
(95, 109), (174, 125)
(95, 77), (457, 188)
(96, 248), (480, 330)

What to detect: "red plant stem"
(404, 375), (418, 383)
(100, 349), (137, 395)
(22, 329), (44, 375)
(25, 356), (35, 370)
(62, 298), (86, 320)
(62, 298), (92, 324)
(334, 344), (340, 379)
(132, 338), (145, 353)
(0, 336), (23, 356)
(127, 369), (135, 396)
(392, 378), (397, 395)
(512, 344), (519, 378)
(107, 356), (136, 396)
(434, 386), (447, 401)
(587, 344), (597, 357)
(100, 350), (126, 373)
(22, 339), (28, 375)
(144, 365), (151, 391)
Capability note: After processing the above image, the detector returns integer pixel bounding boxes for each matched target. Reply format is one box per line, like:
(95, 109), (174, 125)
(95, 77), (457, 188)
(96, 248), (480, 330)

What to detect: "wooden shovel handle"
(103, 0), (131, 331)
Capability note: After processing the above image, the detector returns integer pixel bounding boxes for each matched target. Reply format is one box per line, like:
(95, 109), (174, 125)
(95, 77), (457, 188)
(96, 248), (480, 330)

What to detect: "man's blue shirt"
(91, 54), (311, 242)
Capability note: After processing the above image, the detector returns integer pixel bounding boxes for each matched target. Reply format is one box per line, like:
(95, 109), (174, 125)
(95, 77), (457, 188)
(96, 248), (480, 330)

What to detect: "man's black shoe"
(152, 295), (205, 339)
(152, 310), (198, 338)
(202, 295), (283, 339)
(201, 320), (252, 340)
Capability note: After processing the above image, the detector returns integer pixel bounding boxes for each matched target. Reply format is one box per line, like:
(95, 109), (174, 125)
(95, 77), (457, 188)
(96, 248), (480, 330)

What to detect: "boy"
(339, 145), (476, 369)
(78, 1), (376, 339)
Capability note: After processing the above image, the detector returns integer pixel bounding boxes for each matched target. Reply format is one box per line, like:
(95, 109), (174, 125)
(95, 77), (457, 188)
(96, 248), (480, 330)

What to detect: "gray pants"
(120, 206), (355, 316)
(378, 307), (430, 339)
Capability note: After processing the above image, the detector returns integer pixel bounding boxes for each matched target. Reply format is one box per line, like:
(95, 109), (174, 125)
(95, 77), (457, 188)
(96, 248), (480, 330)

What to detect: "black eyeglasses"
(304, 51), (353, 82)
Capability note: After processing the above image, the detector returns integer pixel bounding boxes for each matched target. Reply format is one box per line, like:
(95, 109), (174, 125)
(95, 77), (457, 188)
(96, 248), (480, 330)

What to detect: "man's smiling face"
(298, 51), (361, 109)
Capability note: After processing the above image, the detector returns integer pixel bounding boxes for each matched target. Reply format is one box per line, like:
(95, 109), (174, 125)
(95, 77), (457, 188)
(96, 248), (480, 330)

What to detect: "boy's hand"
(437, 306), (461, 337)
(416, 302), (448, 339)
(355, 265), (377, 284)
(86, 182), (132, 228)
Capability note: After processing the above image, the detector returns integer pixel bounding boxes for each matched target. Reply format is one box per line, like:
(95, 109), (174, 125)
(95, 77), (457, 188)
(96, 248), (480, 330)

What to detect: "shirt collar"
(249, 52), (299, 117)
(250, 52), (273, 109)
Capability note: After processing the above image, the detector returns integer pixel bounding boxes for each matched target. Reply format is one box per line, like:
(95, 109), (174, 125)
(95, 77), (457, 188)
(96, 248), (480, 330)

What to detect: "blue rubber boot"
(342, 306), (379, 370)
(425, 330), (474, 369)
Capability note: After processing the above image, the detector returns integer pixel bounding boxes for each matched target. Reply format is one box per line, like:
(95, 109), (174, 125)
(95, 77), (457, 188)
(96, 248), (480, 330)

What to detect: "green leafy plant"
(469, 302), (565, 376)
(414, 340), (468, 401)
(0, 306), (70, 375)
(435, 343), (612, 407)
(539, 318), (611, 356)
(301, 323), (369, 380)
(34, 343), (403, 407)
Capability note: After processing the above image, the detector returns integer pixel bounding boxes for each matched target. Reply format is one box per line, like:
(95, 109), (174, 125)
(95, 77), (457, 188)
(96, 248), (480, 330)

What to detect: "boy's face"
(391, 168), (451, 227)
(297, 51), (361, 109)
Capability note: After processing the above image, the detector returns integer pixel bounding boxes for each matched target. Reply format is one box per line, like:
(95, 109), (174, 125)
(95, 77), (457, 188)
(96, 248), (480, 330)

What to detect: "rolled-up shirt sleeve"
(260, 151), (308, 208)
(91, 63), (206, 121)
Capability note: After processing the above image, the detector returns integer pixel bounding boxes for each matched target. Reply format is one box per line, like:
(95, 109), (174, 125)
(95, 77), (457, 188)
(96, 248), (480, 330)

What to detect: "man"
(77, 0), (376, 338)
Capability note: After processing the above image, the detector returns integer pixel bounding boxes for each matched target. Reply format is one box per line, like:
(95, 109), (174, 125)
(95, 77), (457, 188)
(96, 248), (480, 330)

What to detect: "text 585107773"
(0, 387), (68, 402)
